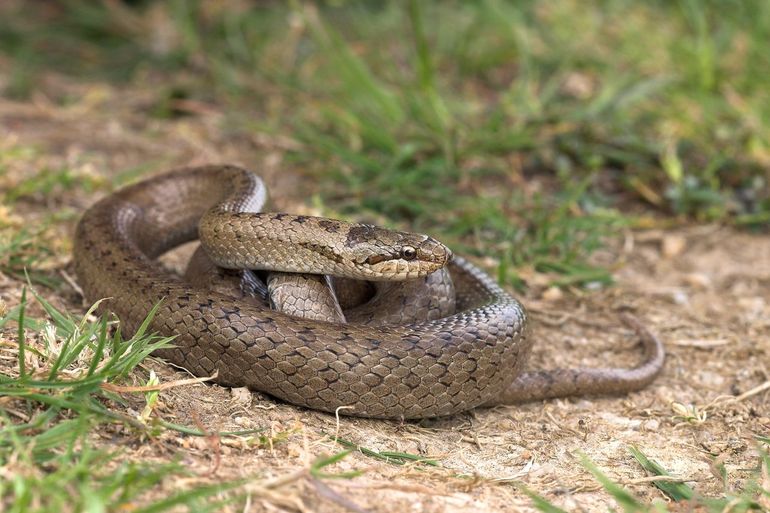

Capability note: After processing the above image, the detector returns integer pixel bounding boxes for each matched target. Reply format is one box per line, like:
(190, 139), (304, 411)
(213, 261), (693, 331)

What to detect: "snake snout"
(416, 236), (452, 269)
(444, 247), (454, 264)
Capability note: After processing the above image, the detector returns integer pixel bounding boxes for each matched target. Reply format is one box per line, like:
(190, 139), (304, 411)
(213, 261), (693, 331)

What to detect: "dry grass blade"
(100, 373), (217, 393)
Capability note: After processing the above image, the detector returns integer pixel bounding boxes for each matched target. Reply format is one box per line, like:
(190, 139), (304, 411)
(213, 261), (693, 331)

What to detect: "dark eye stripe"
(365, 254), (390, 266)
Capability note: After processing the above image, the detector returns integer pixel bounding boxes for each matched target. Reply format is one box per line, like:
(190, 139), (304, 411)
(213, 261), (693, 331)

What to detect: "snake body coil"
(74, 165), (664, 419)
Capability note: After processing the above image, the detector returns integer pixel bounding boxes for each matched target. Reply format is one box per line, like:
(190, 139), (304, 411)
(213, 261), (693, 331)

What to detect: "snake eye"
(400, 246), (417, 260)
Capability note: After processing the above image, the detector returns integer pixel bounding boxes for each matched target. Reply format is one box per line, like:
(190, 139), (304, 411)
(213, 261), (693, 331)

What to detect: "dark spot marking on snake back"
(318, 219), (341, 233)
(401, 334), (421, 347)
(291, 215), (309, 224)
(345, 224), (388, 247)
(272, 213), (289, 221)
(298, 242), (344, 263)
(538, 370), (557, 388)
(297, 327), (317, 343)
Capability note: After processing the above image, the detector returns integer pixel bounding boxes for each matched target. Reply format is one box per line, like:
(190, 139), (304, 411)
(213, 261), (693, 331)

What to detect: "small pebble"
(231, 387), (252, 406)
(671, 289), (689, 305)
(234, 416), (251, 427)
(644, 419), (660, 431)
(737, 297), (765, 319)
(697, 371), (725, 387)
(662, 235), (687, 257)
(683, 273), (711, 289)
(542, 286), (563, 301)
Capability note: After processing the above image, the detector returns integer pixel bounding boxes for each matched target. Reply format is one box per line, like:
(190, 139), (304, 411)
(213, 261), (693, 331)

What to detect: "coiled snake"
(73, 165), (664, 419)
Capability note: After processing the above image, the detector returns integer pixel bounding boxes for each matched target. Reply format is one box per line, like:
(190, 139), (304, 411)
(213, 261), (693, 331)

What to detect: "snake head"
(346, 224), (452, 281)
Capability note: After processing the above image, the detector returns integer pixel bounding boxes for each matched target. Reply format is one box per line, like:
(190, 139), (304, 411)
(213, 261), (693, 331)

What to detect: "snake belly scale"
(73, 165), (664, 419)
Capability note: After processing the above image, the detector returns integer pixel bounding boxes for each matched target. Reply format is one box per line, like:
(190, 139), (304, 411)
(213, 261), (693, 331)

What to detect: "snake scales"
(73, 165), (664, 419)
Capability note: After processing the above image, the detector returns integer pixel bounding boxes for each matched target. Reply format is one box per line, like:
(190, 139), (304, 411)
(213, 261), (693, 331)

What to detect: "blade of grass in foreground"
(330, 434), (439, 467)
(517, 485), (571, 513)
(578, 452), (647, 513)
(1, 287), (368, 511)
(0, 290), (244, 511)
(629, 446), (768, 512)
(628, 446), (695, 502)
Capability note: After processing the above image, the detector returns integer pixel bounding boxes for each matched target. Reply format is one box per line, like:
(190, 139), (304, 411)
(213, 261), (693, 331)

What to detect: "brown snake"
(73, 165), (665, 419)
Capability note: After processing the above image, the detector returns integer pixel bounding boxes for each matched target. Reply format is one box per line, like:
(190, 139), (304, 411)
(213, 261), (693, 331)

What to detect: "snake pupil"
(401, 246), (417, 260)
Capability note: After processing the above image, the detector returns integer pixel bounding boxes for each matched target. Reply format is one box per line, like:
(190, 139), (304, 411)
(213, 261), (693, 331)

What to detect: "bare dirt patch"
(2, 80), (768, 512)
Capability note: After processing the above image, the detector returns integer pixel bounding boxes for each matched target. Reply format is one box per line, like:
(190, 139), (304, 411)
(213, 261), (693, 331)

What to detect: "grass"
(621, 446), (767, 512)
(2, 0), (770, 511)
(331, 435), (440, 467)
(0, 288), (225, 512)
(521, 448), (769, 513)
(0, 288), (361, 511)
(0, 229), (57, 288)
(0, 138), (108, 289)
(2, 1), (770, 287)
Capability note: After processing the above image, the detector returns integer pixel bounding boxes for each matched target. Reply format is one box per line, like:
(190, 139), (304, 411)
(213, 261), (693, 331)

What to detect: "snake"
(73, 165), (665, 419)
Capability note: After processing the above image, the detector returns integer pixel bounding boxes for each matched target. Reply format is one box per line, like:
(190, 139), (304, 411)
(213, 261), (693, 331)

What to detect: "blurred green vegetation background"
(2, 0), (769, 287)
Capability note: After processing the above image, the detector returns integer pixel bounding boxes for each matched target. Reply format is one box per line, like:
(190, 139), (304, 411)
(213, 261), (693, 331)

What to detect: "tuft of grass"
(0, 229), (57, 288)
(0, 289), (245, 511)
(2, 165), (98, 204)
(0, 288), (369, 511)
(629, 446), (696, 502)
(1, 422), (244, 513)
(0, 140), (108, 289)
(520, 449), (770, 512)
(628, 446), (768, 513)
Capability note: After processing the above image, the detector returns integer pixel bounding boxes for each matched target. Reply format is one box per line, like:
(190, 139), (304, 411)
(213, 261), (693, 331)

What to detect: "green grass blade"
(628, 446), (695, 502)
(579, 452), (645, 513)
(331, 435), (439, 467)
(86, 317), (110, 377)
(518, 485), (571, 513)
(17, 286), (27, 379)
(310, 450), (363, 479)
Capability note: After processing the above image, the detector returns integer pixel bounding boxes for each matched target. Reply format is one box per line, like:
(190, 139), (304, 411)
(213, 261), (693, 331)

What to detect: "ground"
(2, 75), (769, 512)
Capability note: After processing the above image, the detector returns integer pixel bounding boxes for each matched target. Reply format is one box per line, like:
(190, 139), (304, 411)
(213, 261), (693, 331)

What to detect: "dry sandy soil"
(2, 79), (769, 512)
